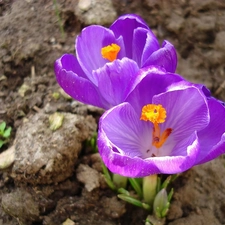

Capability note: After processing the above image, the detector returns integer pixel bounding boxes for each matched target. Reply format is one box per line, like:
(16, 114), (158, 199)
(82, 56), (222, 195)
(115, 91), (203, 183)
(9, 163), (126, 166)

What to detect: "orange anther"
(101, 43), (120, 62)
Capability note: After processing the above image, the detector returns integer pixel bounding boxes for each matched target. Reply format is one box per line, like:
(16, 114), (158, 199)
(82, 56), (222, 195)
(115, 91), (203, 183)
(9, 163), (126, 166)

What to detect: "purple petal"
(153, 86), (210, 142)
(196, 98), (225, 164)
(99, 103), (148, 158)
(132, 28), (160, 67)
(110, 14), (153, 59)
(76, 25), (117, 82)
(98, 102), (200, 177)
(93, 58), (139, 107)
(111, 14), (150, 30)
(143, 40), (177, 73)
(54, 55), (110, 109)
(194, 84), (211, 97)
(57, 54), (87, 78)
(151, 132), (199, 174)
(126, 66), (184, 115)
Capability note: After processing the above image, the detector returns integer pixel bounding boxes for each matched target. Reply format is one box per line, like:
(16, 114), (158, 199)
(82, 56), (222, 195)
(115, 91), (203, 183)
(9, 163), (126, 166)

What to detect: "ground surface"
(0, 0), (225, 225)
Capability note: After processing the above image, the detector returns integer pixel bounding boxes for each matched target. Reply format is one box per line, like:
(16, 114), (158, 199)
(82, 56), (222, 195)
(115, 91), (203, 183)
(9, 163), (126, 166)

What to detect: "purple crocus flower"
(98, 66), (225, 177)
(54, 14), (177, 109)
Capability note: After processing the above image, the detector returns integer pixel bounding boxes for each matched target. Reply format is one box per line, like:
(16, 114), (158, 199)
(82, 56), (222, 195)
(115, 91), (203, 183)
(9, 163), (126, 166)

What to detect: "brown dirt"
(1, 0), (225, 225)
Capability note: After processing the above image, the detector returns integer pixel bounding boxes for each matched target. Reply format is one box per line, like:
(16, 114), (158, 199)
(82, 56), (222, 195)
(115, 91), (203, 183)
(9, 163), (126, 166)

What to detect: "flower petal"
(143, 40), (177, 73)
(150, 132), (199, 174)
(196, 98), (225, 164)
(132, 28), (160, 67)
(110, 14), (151, 58)
(54, 55), (109, 108)
(76, 25), (117, 83)
(126, 66), (184, 115)
(98, 102), (199, 177)
(153, 86), (209, 141)
(93, 58), (139, 107)
(56, 54), (87, 78)
(99, 102), (148, 157)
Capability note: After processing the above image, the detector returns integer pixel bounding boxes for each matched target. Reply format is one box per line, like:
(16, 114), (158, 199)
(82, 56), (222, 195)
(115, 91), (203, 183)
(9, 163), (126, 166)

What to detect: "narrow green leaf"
(0, 140), (4, 148)
(142, 202), (151, 211)
(171, 174), (179, 182)
(0, 122), (6, 134)
(145, 217), (154, 225)
(117, 187), (130, 196)
(118, 194), (150, 210)
(91, 132), (98, 153)
(3, 127), (11, 138)
(161, 175), (171, 190)
(128, 178), (143, 199)
(102, 163), (116, 191)
(155, 206), (162, 218)
(113, 174), (128, 189)
(168, 188), (174, 202)
(156, 176), (161, 193)
(161, 202), (170, 217)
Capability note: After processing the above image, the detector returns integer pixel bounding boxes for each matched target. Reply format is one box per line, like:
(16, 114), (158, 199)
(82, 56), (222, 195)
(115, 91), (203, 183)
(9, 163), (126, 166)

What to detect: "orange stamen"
(101, 43), (120, 62)
(140, 104), (166, 123)
(153, 127), (172, 148)
(140, 104), (172, 149)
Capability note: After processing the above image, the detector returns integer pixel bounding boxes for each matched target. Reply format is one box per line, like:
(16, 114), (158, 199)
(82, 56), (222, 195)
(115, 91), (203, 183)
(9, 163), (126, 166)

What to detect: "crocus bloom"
(54, 14), (177, 109)
(98, 66), (225, 177)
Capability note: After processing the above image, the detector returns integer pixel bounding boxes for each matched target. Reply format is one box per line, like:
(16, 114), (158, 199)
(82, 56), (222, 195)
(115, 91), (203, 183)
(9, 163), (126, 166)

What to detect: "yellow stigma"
(140, 104), (172, 149)
(140, 104), (166, 123)
(101, 43), (120, 62)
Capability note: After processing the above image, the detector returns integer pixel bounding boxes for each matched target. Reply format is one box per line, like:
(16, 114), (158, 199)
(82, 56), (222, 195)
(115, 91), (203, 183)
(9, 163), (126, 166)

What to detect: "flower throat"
(140, 104), (172, 148)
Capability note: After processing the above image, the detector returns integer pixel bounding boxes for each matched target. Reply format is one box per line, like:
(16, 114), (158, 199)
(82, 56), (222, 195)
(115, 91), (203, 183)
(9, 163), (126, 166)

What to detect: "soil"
(1, 0), (225, 225)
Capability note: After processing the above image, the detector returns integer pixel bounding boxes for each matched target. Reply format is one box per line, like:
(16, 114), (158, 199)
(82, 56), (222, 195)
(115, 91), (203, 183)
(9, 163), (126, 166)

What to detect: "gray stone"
(76, 164), (100, 192)
(11, 112), (97, 185)
(75, 0), (117, 25)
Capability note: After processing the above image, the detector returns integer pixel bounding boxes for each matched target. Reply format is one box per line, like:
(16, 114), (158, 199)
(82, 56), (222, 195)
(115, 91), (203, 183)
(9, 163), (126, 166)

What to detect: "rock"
(187, 15), (216, 42)
(11, 111), (97, 185)
(214, 31), (225, 51)
(1, 189), (40, 225)
(166, 14), (185, 34)
(101, 196), (126, 219)
(75, 0), (117, 25)
(62, 218), (75, 225)
(76, 164), (100, 192)
(78, 0), (92, 11)
(90, 153), (103, 172)
(0, 146), (15, 170)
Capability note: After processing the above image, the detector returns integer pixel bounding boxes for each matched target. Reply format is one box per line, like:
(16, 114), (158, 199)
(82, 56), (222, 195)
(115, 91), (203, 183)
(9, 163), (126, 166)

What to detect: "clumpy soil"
(1, 0), (225, 225)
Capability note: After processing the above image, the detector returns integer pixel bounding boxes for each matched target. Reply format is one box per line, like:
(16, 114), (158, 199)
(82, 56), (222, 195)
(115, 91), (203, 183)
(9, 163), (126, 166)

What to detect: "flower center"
(101, 43), (120, 62)
(140, 104), (172, 149)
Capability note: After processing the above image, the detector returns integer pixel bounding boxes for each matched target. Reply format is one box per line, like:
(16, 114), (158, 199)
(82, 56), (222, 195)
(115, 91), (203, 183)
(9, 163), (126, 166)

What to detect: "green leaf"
(161, 202), (170, 217)
(3, 127), (11, 138)
(168, 188), (174, 202)
(156, 176), (161, 193)
(117, 187), (130, 196)
(102, 163), (116, 191)
(0, 122), (6, 134)
(161, 175), (172, 190)
(128, 178), (143, 199)
(0, 140), (5, 148)
(90, 132), (98, 152)
(118, 194), (151, 210)
(113, 174), (128, 189)
(171, 174), (179, 182)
